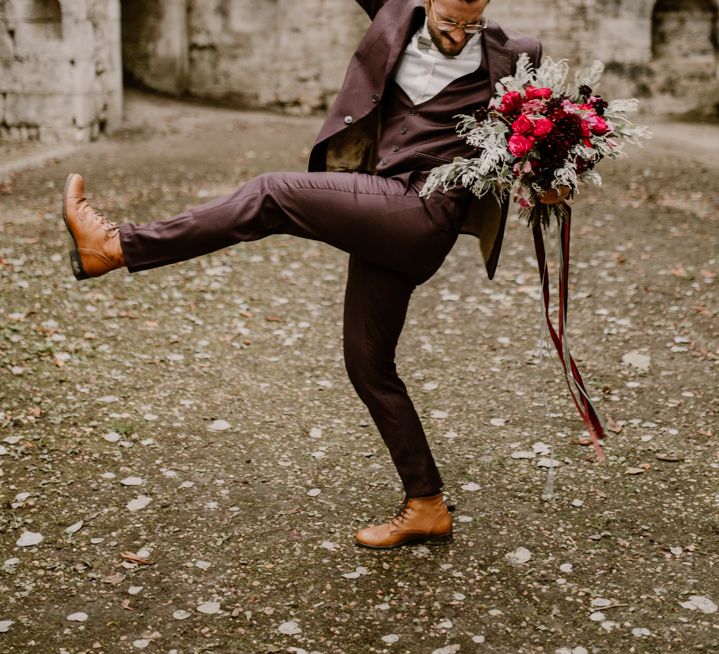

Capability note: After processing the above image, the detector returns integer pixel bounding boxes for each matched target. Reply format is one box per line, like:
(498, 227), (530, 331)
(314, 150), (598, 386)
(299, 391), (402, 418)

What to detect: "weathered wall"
(1, 0), (718, 144)
(487, 0), (719, 114)
(180, 0), (368, 113)
(0, 0), (123, 143)
(119, 0), (718, 115)
(121, 0), (187, 95)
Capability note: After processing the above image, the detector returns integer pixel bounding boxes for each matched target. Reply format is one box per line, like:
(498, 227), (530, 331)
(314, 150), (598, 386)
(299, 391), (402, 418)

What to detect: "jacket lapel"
(483, 20), (515, 94)
(383, 0), (426, 78)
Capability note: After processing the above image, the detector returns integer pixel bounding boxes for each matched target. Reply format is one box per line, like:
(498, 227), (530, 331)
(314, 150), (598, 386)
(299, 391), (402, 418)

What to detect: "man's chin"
(434, 37), (468, 57)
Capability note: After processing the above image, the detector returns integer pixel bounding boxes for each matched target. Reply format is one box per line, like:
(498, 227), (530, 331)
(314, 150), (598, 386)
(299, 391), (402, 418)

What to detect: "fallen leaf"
(119, 551), (154, 566)
(278, 620), (301, 635)
(505, 547), (532, 565)
(605, 416), (623, 433)
(126, 496), (152, 512)
(102, 572), (125, 585)
(625, 467), (645, 475)
(622, 351), (651, 372)
(197, 601), (221, 615)
(16, 531), (43, 547)
(680, 595), (717, 614)
(67, 612), (88, 622)
(208, 420), (231, 432)
(655, 452), (684, 462)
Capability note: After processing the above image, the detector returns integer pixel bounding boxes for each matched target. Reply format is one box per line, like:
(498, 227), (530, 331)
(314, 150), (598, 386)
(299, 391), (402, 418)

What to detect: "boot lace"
(90, 205), (119, 236)
(390, 498), (412, 528)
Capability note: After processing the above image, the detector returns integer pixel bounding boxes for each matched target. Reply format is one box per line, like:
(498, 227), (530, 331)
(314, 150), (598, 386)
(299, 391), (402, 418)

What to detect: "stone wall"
(487, 0), (719, 115)
(0, 0), (123, 143)
(1, 0), (718, 144)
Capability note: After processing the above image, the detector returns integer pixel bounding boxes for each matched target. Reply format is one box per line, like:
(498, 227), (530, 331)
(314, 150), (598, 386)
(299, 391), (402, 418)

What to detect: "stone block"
(4, 92), (72, 126)
(72, 92), (99, 128)
(0, 29), (14, 59)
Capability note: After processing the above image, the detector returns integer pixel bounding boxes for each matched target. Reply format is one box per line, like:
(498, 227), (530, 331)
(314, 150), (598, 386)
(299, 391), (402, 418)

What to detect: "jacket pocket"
(414, 152), (452, 165)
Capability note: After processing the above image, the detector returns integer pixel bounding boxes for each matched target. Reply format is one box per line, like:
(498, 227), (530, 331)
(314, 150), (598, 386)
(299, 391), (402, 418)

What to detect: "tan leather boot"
(355, 493), (453, 549)
(62, 173), (125, 280)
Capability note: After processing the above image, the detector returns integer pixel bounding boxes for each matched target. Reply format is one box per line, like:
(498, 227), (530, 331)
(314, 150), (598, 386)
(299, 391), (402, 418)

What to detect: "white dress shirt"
(394, 19), (483, 105)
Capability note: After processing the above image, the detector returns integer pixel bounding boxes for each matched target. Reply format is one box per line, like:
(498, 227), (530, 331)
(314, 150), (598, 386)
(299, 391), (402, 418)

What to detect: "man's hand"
(539, 186), (571, 205)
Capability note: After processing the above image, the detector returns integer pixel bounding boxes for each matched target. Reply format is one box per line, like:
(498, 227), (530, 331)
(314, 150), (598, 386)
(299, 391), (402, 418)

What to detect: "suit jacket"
(308, 0), (542, 279)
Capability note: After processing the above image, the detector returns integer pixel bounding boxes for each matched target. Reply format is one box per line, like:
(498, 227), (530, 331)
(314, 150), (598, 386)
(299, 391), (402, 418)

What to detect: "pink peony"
(525, 86), (553, 101)
(508, 134), (536, 157)
(512, 114), (534, 135)
(588, 115), (610, 135)
(532, 117), (554, 138)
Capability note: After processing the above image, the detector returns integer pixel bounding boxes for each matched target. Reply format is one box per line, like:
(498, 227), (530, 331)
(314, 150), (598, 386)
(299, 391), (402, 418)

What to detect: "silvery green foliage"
(421, 56), (651, 212)
(497, 52), (535, 93)
(534, 58), (570, 92)
(574, 60), (605, 90)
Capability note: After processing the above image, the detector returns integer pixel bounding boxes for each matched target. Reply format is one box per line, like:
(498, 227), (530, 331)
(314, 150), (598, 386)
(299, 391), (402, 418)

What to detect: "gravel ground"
(0, 90), (717, 654)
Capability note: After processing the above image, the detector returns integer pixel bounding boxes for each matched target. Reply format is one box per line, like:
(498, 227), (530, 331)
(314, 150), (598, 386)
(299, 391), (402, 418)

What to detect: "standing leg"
(343, 255), (442, 497)
(343, 255), (453, 549)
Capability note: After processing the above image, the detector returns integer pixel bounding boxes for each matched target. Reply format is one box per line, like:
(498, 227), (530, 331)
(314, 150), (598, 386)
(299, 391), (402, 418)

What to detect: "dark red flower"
(508, 134), (536, 157)
(532, 117), (554, 138)
(525, 86), (553, 101)
(498, 91), (523, 115)
(512, 114), (534, 135)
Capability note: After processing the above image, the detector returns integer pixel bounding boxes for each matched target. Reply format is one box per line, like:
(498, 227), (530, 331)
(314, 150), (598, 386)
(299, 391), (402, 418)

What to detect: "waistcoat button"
(378, 159), (388, 166)
(344, 115), (353, 125)
(371, 94), (380, 104)
(409, 107), (417, 116)
(399, 127), (408, 135)
(392, 145), (400, 152)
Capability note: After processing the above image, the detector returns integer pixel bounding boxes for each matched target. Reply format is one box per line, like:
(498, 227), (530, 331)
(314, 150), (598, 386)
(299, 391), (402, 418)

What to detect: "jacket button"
(371, 94), (380, 104)
(344, 115), (353, 125)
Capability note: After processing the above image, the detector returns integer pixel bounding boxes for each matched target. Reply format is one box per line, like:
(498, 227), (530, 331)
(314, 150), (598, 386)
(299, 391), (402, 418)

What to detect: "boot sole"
(62, 173), (89, 281)
(355, 531), (453, 550)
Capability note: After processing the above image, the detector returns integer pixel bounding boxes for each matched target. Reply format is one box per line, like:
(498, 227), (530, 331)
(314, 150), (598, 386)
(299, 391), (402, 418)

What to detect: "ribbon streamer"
(531, 203), (607, 461)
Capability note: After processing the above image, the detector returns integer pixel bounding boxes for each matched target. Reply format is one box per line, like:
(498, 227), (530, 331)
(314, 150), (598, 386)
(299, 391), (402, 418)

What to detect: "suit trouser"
(118, 171), (464, 497)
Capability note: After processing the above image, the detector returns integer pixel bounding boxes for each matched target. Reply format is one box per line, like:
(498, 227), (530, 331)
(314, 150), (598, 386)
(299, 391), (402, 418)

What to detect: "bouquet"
(421, 53), (650, 225)
(421, 55), (651, 461)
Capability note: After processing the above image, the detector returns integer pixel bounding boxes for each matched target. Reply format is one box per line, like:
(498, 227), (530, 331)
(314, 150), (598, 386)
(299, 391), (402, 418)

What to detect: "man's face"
(424, 0), (490, 57)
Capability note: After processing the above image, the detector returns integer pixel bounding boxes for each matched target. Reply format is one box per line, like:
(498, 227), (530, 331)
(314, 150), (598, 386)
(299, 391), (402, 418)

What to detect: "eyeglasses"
(429, 0), (487, 35)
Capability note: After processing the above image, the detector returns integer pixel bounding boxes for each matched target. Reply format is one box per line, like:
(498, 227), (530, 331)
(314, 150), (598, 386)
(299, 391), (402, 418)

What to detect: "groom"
(63, 0), (554, 549)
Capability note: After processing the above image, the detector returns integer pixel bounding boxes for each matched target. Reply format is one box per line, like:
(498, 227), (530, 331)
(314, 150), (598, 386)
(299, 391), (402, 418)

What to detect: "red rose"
(580, 120), (591, 138)
(498, 91), (522, 114)
(532, 117), (554, 138)
(512, 114), (534, 135)
(525, 86), (553, 100)
(508, 134), (536, 157)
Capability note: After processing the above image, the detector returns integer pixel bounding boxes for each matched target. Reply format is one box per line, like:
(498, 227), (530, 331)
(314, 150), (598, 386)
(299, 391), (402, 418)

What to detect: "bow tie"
(417, 35), (437, 54)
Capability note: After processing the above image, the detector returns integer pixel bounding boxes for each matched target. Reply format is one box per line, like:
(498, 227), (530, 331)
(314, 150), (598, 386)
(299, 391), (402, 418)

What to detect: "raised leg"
(118, 171), (456, 282)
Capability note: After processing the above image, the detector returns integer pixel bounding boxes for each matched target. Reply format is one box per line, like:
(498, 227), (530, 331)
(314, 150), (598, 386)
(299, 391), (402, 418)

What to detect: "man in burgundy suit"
(63, 0), (557, 549)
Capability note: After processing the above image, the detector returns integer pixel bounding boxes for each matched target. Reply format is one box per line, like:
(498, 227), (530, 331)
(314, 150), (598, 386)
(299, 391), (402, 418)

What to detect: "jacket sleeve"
(353, 0), (389, 20)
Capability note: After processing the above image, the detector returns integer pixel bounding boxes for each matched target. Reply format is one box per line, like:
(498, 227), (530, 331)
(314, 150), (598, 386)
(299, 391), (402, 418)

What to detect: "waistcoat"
(375, 51), (491, 188)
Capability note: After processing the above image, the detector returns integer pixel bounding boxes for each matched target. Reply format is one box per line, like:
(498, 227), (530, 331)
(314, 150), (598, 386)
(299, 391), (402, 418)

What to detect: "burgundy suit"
(118, 0), (541, 497)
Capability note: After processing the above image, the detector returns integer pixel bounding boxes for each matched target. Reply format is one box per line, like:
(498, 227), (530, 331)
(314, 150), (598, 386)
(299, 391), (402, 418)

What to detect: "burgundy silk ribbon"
(531, 203), (607, 461)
